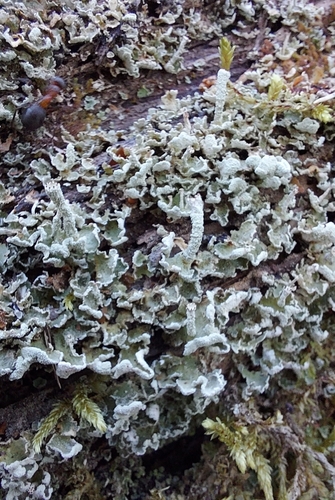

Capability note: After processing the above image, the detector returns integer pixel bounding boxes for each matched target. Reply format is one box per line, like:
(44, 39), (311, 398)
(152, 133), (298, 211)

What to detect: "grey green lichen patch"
(1, 0), (335, 498)
(0, 0), (261, 134)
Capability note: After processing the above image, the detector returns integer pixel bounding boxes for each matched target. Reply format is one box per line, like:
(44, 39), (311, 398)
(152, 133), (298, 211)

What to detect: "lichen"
(1, 0), (335, 498)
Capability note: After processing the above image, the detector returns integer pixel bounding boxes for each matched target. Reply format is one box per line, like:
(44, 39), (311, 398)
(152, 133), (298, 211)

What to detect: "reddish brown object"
(20, 103), (47, 130)
(20, 76), (66, 131)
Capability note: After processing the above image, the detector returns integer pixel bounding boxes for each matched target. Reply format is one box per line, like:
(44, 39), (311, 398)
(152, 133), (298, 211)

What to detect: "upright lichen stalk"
(186, 302), (197, 337)
(45, 180), (77, 237)
(182, 194), (204, 263)
(213, 37), (234, 124)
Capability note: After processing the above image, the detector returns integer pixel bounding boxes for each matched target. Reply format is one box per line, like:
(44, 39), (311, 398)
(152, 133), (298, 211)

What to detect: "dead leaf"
(0, 136), (13, 152)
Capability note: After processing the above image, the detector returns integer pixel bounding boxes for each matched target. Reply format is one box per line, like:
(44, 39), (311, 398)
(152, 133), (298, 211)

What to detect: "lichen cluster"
(1, 0), (335, 498)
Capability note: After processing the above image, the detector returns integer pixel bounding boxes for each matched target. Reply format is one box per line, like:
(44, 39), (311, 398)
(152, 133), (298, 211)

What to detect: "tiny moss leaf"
(72, 389), (107, 433)
(32, 400), (71, 453)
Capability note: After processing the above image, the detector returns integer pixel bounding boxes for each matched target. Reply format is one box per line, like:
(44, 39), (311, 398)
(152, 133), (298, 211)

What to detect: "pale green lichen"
(44, 180), (77, 237)
(1, 0), (335, 498)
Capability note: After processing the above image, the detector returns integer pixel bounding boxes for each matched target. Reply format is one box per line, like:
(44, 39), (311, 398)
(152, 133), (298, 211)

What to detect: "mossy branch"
(311, 103), (333, 123)
(32, 400), (71, 453)
(267, 74), (284, 101)
(219, 37), (234, 71)
(203, 417), (274, 500)
(32, 388), (107, 453)
(72, 388), (107, 433)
